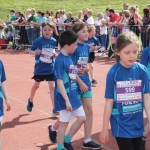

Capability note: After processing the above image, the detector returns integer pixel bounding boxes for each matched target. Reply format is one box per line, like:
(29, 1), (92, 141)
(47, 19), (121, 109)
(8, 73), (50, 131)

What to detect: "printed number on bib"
(116, 80), (142, 103)
(39, 48), (55, 63)
(68, 65), (78, 80)
(77, 57), (88, 69)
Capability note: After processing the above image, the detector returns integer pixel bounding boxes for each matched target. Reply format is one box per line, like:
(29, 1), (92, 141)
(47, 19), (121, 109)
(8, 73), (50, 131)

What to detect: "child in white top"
(86, 10), (94, 25)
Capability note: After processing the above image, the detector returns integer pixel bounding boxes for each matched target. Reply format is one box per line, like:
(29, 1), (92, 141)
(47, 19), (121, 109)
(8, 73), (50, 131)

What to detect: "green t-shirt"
(10, 15), (16, 21)
(28, 14), (39, 28)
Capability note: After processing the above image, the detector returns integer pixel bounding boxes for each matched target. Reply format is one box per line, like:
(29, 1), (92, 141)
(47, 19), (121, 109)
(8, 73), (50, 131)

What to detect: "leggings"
(115, 137), (142, 150)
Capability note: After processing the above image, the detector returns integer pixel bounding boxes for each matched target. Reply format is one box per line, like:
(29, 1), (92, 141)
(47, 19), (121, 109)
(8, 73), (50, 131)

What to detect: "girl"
(27, 22), (58, 116)
(86, 9), (94, 25)
(100, 31), (150, 150)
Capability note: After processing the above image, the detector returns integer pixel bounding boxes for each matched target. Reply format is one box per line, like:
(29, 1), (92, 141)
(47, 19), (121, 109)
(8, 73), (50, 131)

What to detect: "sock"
(51, 125), (56, 131)
(64, 134), (72, 143)
(142, 136), (146, 141)
(84, 138), (91, 143)
(57, 144), (64, 150)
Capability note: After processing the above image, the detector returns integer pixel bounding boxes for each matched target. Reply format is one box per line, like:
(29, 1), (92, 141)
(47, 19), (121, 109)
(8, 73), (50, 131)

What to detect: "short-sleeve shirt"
(58, 17), (66, 30)
(37, 17), (47, 23)
(54, 52), (82, 111)
(140, 47), (150, 79)
(30, 36), (56, 75)
(105, 62), (150, 138)
(10, 15), (16, 21)
(70, 43), (91, 93)
(28, 14), (39, 28)
(86, 16), (94, 25)
(64, 17), (74, 30)
(109, 13), (120, 23)
(0, 60), (6, 117)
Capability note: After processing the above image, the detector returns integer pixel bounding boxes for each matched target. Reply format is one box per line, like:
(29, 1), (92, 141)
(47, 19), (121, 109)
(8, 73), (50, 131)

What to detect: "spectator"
(45, 11), (52, 22)
(104, 8), (110, 23)
(5, 15), (11, 25)
(13, 11), (21, 36)
(9, 10), (16, 21)
(82, 8), (89, 22)
(0, 19), (5, 38)
(141, 8), (150, 48)
(123, 3), (129, 10)
(4, 25), (13, 44)
(74, 10), (83, 22)
(147, 4), (150, 12)
(64, 12), (74, 30)
(86, 9), (94, 25)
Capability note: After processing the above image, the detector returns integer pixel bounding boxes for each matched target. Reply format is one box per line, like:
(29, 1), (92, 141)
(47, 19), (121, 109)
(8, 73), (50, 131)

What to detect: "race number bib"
(77, 57), (88, 69)
(39, 48), (55, 63)
(68, 65), (78, 80)
(116, 80), (142, 103)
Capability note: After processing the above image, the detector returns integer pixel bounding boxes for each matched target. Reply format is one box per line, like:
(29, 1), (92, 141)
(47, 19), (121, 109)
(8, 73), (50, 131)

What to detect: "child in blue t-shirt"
(140, 27), (150, 150)
(100, 32), (150, 150)
(54, 30), (88, 150)
(27, 22), (58, 115)
(0, 60), (11, 149)
(85, 25), (101, 86)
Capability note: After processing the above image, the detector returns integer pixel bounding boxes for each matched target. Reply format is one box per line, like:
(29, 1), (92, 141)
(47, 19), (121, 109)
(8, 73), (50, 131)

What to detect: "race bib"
(39, 48), (55, 63)
(77, 57), (88, 69)
(116, 80), (142, 103)
(68, 65), (78, 80)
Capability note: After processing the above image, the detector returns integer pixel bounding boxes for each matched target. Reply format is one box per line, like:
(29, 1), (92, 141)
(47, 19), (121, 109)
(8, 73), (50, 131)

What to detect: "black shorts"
(89, 52), (95, 63)
(31, 73), (55, 82)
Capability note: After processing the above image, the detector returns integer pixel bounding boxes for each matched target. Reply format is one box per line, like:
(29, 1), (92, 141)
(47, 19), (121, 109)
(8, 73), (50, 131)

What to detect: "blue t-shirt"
(140, 47), (150, 79)
(0, 60), (6, 117)
(85, 37), (101, 52)
(31, 36), (56, 75)
(37, 17), (47, 23)
(54, 53), (82, 111)
(105, 62), (150, 138)
(70, 43), (91, 93)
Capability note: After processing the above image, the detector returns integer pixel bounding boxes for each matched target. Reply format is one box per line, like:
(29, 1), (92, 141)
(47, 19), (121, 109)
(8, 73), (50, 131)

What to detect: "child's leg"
(143, 123), (150, 137)
(29, 81), (40, 102)
(0, 134), (1, 150)
(48, 81), (55, 107)
(88, 63), (94, 81)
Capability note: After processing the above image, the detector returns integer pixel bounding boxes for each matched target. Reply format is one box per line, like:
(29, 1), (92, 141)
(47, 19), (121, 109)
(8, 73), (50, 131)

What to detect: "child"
(27, 22), (58, 116)
(0, 60), (11, 149)
(82, 8), (89, 22)
(86, 10), (94, 25)
(100, 31), (150, 150)
(4, 25), (13, 44)
(85, 25), (101, 85)
(140, 27), (150, 150)
(54, 30), (87, 150)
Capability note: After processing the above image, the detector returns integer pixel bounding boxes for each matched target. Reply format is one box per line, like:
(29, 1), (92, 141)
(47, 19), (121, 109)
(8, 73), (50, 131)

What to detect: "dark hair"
(109, 9), (115, 13)
(60, 10), (64, 14)
(143, 8), (149, 17)
(59, 30), (78, 48)
(55, 10), (60, 19)
(72, 22), (87, 33)
(42, 21), (55, 29)
(19, 13), (25, 19)
(38, 11), (45, 17)
(46, 11), (50, 16)
(106, 8), (110, 11)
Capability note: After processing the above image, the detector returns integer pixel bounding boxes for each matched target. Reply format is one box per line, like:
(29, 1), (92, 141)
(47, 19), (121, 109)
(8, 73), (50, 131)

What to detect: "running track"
(0, 49), (149, 150)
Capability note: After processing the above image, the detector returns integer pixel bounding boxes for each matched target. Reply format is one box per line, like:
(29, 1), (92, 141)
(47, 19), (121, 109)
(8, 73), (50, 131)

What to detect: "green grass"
(0, 0), (148, 21)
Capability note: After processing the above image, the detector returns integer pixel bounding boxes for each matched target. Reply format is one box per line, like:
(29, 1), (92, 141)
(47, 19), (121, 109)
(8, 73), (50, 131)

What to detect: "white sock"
(84, 138), (91, 143)
(51, 125), (56, 131)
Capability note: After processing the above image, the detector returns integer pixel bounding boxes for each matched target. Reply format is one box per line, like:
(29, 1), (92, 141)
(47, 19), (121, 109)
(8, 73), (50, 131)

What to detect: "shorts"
(0, 116), (3, 132)
(79, 91), (92, 98)
(89, 52), (95, 63)
(31, 73), (55, 82)
(59, 106), (85, 122)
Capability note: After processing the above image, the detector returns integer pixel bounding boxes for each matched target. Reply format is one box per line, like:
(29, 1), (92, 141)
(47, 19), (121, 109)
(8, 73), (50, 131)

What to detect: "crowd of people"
(0, 3), (150, 150)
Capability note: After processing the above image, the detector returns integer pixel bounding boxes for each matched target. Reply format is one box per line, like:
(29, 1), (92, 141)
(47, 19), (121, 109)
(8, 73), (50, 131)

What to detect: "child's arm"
(144, 94), (150, 126)
(1, 81), (11, 111)
(76, 76), (88, 92)
(78, 65), (89, 75)
(57, 79), (72, 111)
(99, 98), (113, 144)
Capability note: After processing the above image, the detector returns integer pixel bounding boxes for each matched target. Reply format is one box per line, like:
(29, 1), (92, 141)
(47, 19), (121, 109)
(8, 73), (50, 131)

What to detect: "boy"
(54, 30), (87, 150)
(0, 60), (11, 150)
(85, 25), (101, 85)
(86, 10), (94, 25)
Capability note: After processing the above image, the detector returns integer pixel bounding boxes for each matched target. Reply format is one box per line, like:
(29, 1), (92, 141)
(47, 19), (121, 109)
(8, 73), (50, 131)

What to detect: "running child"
(27, 21), (58, 115)
(99, 31), (150, 150)
(140, 27), (150, 150)
(54, 30), (87, 150)
(85, 25), (101, 86)
(0, 60), (11, 149)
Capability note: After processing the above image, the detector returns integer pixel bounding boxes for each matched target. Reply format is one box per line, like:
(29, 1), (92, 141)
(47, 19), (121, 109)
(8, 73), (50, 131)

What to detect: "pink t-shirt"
(109, 13), (120, 23)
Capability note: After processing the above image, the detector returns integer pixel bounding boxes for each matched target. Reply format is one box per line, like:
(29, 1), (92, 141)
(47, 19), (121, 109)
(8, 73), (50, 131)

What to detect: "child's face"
(89, 29), (95, 38)
(83, 10), (87, 16)
(68, 41), (77, 54)
(42, 25), (54, 39)
(117, 43), (139, 68)
(77, 26), (89, 42)
(60, 13), (63, 17)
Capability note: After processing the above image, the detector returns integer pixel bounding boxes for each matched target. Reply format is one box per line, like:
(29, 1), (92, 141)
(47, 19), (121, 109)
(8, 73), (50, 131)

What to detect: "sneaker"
(82, 140), (103, 149)
(64, 142), (74, 150)
(91, 79), (98, 84)
(52, 109), (59, 116)
(142, 140), (146, 150)
(48, 124), (57, 144)
(27, 98), (33, 112)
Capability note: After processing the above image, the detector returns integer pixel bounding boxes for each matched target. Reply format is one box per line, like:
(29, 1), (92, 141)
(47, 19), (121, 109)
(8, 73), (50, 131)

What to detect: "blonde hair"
(101, 18), (106, 23)
(88, 25), (95, 33)
(26, 9), (31, 12)
(115, 32), (140, 62)
(129, 5), (139, 13)
(82, 8), (89, 12)
(87, 9), (93, 15)
(97, 12), (104, 20)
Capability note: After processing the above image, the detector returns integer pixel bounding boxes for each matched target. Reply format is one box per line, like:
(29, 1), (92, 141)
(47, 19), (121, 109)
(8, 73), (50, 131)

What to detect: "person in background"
(5, 15), (10, 25)
(45, 11), (52, 22)
(9, 10), (16, 22)
(86, 9), (94, 25)
(64, 12), (74, 30)
(82, 8), (89, 22)
(147, 4), (150, 12)
(123, 3), (129, 11)
(74, 10), (83, 22)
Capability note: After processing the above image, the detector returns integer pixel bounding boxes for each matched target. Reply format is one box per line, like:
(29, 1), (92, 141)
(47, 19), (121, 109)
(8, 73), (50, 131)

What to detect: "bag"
(0, 39), (7, 49)
(108, 44), (116, 58)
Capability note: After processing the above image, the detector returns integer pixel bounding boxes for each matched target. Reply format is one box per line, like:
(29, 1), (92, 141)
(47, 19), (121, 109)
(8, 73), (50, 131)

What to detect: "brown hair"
(88, 25), (95, 33)
(72, 22), (87, 33)
(123, 10), (130, 18)
(38, 10), (45, 17)
(115, 32), (140, 62)
(42, 21), (55, 29)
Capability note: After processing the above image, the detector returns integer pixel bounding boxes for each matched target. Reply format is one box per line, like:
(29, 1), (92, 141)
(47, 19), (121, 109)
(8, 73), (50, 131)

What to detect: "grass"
(0, 0), (148, 21)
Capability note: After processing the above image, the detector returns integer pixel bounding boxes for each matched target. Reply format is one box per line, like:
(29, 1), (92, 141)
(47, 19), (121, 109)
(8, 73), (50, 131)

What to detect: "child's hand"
(78, 66), (89, 74)
(90, 43), (95, 51)
(66, 101), (72, 111)
(35, 50), (42, 54)
(79, 82), (88, 93)
(99, 130), (109, 144)
(5, 100), (11, 111)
